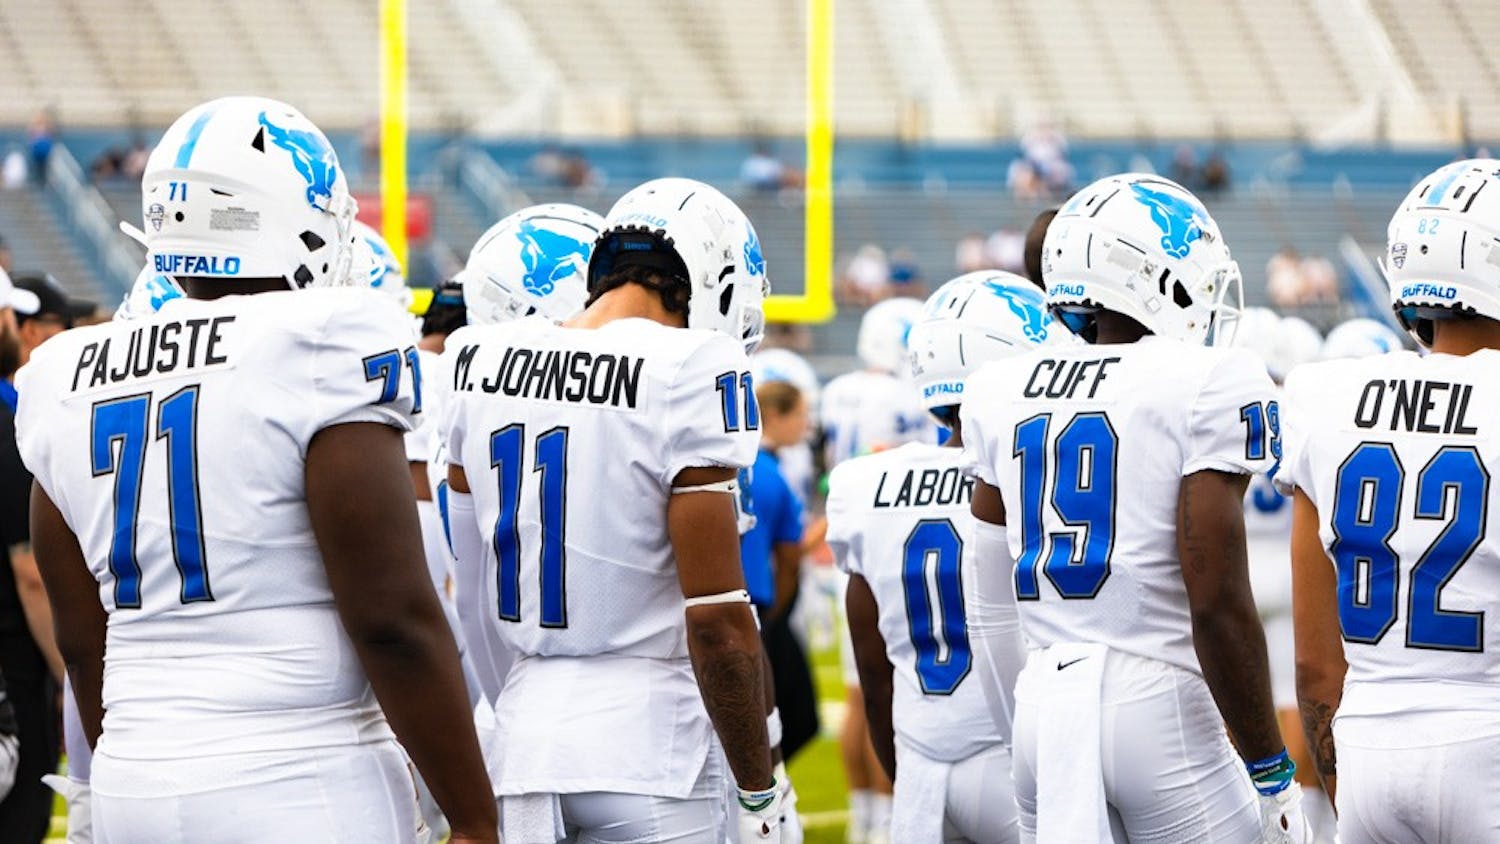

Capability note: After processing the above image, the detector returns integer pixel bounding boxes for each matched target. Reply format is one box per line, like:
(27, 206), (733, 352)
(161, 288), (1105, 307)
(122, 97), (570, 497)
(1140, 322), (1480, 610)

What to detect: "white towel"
(1034, 642), (1111, 844)
(500, 792), (566, 844)
(891, 738), (951, 844)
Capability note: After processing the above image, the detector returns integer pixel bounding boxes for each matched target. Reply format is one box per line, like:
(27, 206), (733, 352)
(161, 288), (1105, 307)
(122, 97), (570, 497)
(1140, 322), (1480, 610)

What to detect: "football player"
(748, 347), (821, 500)
(1286, 160), (1500, 842)
(1318, 316), (1405, 360)
(820, 296), (931, 467)
(829, 271), (1069, 843)
(820, 296), (929, 843)
(961, 174), (1307, 842)
(16, 97), (496, 843)
(440, 179), (781, 842)
(353, 219), (415, 311)
(447, 202), (601, 706)
(1233, 308), (1337, 841)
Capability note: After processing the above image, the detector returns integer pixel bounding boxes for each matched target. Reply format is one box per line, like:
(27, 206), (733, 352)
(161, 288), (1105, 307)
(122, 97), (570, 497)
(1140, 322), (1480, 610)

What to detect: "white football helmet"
(141, 97), (357, 290)
(1044, 173), (1241, 345)
(351, 220), (411, 308)
(459, 204), (601, 325)
(750, 347), (821, 412)
(115, 267), (185, 320)
(1385, 158), (1500, 346)
(1321, 317), (1404, 359)
(908, 272), (1074, 417)
(587, 178), (769, 352)
(1232, 308), (1323, 382)
(856, 297), (924, 375)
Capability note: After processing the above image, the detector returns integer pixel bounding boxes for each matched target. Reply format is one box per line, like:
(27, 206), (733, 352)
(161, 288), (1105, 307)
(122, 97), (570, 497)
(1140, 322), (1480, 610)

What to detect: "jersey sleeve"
(305, 292), (420, 444)
(435, 327), (478, 474)
(958, 365), (1000, 486)
(1275, 364), (1317, 500)
(1183, 348), (1278, 477)
(660, 333), (760, 486)
(12, 346), (60, 507)
(824, 462), (863, 576)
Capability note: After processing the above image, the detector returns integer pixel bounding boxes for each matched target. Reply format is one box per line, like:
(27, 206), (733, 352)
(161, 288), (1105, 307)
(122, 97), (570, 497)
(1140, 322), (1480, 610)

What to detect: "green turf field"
(46, 645), (854, 842)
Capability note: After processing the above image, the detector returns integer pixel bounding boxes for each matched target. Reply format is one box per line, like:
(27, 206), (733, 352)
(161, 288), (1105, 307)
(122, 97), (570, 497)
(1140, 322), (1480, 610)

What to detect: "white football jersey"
(14, 288), (419, 760)
(820, 369), (933, 468)
(440, 317), (759, 658)
(1281, 350), (1500, 716)
(961, 337), (1276, 674)
(440, 316), (759, 795)
(405, 347), (447, 464)
(827, 442), (1005, 762)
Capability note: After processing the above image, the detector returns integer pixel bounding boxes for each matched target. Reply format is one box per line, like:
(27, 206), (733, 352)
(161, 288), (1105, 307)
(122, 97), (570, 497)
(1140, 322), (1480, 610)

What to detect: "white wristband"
(766, 707), (783, 749)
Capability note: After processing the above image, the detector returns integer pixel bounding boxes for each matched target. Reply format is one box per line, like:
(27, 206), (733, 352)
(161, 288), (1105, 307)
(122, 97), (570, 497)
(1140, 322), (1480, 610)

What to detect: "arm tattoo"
(694, 647), (772, 787)
(1299, 698), (1338, 777)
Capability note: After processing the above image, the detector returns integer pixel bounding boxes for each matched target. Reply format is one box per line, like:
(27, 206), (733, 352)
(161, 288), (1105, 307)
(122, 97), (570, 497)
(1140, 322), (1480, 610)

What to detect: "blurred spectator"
(886, 248), (925, 299)
(1300, 255), (1338, 303)
(1006, 157), (1045, 200)
(1267, 248), (1304, 307)
(560, 148), (599, 191)
(528, 144), (567, 184)
(840, 244), (890, 305)
(955, 232), (988, 274)
(121, 136), (150, 182)
(1202, 150), (1231, 195)
(90, 147), (125, 182)
(1170, 144), (1199, 188)
(762, 322), (814, 354)
(741, 142), (785, 192)
(1024, 208), (1059, 290)
(26, 112), (53, 187)
(0, 266), (58, 843)
(1, 152), (25, 191)
(359, 118), (381, 183)
(985, 227), (1025, 274)
(14, 274), (96, 364)
(1267, 247), (1340, 307)
(1020, 119), (1074, 195)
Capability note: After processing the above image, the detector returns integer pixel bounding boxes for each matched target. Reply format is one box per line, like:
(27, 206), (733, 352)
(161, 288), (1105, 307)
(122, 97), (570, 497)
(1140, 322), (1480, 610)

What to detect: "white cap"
(0, 267), (39, 315)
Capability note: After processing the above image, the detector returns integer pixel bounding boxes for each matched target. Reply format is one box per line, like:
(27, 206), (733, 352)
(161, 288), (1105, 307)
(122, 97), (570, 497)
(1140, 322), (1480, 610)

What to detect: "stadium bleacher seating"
(2, 0), (1497, 141)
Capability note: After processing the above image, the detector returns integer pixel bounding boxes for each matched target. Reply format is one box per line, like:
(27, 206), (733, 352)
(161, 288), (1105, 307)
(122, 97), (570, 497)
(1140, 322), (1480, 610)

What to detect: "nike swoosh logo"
(1056, 657), (1088, 671)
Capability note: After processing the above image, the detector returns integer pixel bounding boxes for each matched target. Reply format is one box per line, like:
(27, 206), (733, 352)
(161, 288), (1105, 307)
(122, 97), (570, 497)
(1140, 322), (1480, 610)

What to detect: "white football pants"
(1011, 648), (1261, 843)
(1335, 710), (1500, 843)
(91, 740), (420, 843)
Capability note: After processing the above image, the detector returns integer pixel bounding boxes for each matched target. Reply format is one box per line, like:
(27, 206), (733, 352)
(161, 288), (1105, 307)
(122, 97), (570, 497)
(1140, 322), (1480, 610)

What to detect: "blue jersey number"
(1241, 400), (1282, 472)
(1331, 443), (1489, 651)
(490, 425), (570, 628)
(363, 346), (423, 413)
(1012, 412), (1118, 600)
(90, 387), (211, 608)
(901, 519), (971, 695)
(716, 371), (760, 433)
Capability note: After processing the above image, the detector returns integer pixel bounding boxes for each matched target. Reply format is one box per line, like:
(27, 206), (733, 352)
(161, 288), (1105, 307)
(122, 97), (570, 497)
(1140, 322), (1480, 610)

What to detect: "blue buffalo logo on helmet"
(985, 280), (1051, 342)
(743, 227), (766, 277)
(257, 112), (340, 212)
(362, 232), (400, 289)
(1130, 182), (1210, 260)
(515, 219), (591, 297)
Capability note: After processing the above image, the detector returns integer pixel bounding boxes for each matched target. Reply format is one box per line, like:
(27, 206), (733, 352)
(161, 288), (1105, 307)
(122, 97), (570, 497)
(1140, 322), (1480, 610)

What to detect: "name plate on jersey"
(67, 316), (239, 398)
(452, 343), (646, 411)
